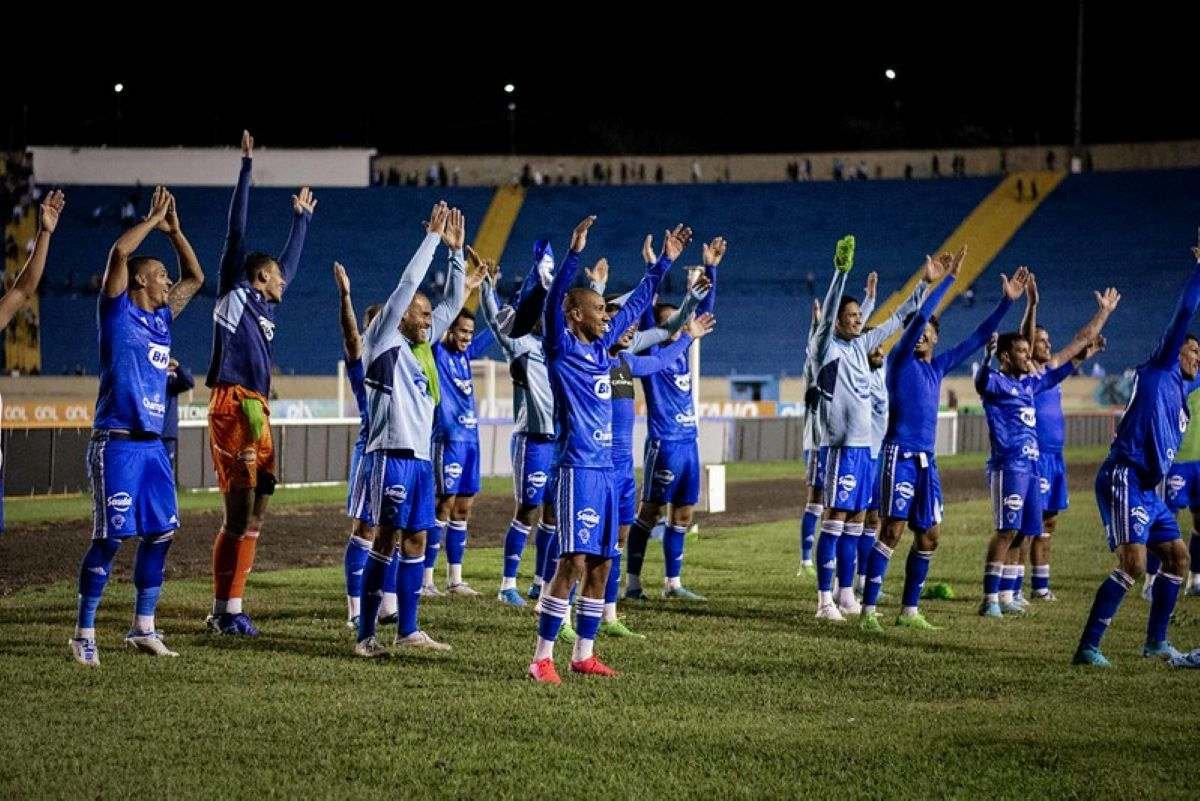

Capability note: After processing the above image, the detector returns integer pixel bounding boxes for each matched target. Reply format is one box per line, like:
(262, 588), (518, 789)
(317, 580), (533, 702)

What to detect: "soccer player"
(1019, 274), (1121, 602)
(0, 189), (64, 534)
(1158, 381), (1200, 598)
(205, 131), (316, 636)
(975, 291), (1114, 619)
(811, 237), (932, 621)
(528, 216), (690, 685)
(860, 250), (1021, 632)
(800, 273), (876, 576)
(855, 337), (887, 598)
(72, 186), (205, 666)
(334, 262), (383, 628)
(623, 236), (723, 602)
(1074, 247), (1200, 667)
(425, 298), (497, 597)
(353, 203), (484, 657)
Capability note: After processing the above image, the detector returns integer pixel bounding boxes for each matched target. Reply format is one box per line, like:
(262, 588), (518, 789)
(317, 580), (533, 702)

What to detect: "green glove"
(834, 235), (856, 273)
(241, 397), (265, 442)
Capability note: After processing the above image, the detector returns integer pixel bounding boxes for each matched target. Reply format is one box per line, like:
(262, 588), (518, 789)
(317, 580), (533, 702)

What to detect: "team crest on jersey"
(257, 315), (275, 342)
(1019, 407), (1036, 427)
(147, 343), (170, 370)
(674, 373), (691, 392)
(385, 484), (408, 504)
(576, 507), (600, 528)
(454, 377), (473, 396)
(1039, 477), (1051, 494)
(107, 492), (133, 514)
(654, 469), (675, 484)
(413, 372), (430, 397)
(593, 375), (612, 399)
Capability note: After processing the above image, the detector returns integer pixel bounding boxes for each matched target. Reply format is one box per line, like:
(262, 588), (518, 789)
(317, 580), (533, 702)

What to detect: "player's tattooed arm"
(104, 185), (172, 298)
(0, 190), (64, 328)
(161, 194), (205, 319)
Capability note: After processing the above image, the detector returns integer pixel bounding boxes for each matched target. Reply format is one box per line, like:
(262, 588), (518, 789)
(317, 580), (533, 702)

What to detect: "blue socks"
(357, 549), (392, 643)
(446, 520), (468, 567)
(533, 523), (555, 583)
(983, 561), (1003, 601)
(837, 522), (862, 590)
(664, 525), (686, 580)
(537, 594), (570, 642)
(606, 552), (622, 605)
(626, 520), (653, 578)
(858, 526), (877, 582)
(344, 534), (371, 601)
(1032, 563), (1051, 595)
(1079, 569), (1134, 651)
(398, 555), (424, 637)
(76, 538), (121, 634)
(425, 520), (445, 571)
(133, 532), (173, 622)
(901, 549), (933, 609)
(816, 520), (843, 593)
(801, 503), (822, 563)
(862, 541), (893, 608)
(1147, 571), (1182, 645)
(503, 520), (531, 579)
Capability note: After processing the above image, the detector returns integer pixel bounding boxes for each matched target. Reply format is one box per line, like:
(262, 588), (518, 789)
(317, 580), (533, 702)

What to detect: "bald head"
(401, 291), (433, 343)
(565, 287), (609, 342)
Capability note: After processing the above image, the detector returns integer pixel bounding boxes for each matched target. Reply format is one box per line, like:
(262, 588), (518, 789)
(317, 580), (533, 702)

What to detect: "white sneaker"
(837, 592), (862, 617)
(815, 603), (847, 622)
(125, 630), (179, 657)
(418, 584), (444, 598)
(395, 630), (452, 651)
(353, 636), (389, 658)
(69, 637), (100, 667)
(446, 582), (481, 597)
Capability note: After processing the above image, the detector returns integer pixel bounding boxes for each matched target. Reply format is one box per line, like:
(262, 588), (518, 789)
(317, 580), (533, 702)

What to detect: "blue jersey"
(432, 327), (496, 443)
(886, 275), (1012, 453)
(206, 157), (310, 397)
(1109, 265), (1200, 485)
(611, 334), (696, 457)
(975, 361), (1074, 470)
(1033, 374), (1065, 453)
(545, 250), (670, 469)
(346, 357), (368, 447)
(94, 292), (174, 434)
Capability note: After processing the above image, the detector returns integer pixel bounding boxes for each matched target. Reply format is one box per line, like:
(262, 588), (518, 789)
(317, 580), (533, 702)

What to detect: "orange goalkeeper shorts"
(208, 384), (276, 494)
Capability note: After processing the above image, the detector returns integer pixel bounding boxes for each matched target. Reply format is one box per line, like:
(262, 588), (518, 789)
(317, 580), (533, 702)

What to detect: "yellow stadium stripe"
(464, 186), (526, 311)
(867, 171), (1064, 343)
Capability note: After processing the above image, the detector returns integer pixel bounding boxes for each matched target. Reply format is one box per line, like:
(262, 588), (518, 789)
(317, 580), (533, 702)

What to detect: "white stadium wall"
(28, 147), (378, 188)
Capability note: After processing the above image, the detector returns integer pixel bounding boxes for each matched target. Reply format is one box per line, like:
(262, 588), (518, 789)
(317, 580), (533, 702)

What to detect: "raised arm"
(509, 239), (555, 338)
(430, 208), (468, 342)
(0, 190), (63, 328)
(859, 248), (960, 352)
(1049, 287), (1121, 368)
(544, 219), (593, 355)
(333, 262), (362, 361)
(103, 185), (172, 298)
(1149, 251), (1200, 369)
(364, 202), (448, 356)
(218, 131), (254, 296)
(1033, 359), (1078, 394)
(1020, 271), (1038, 345)
(161, 196), (205, 320)
(622, 313), (715, 376)
(695, 236), (726, 317)
(894, 272), (957, 366)
(936, 266), (1027, 373)
(629, 276), (710, 353)
(858, 271), (878, 320)
(478, 275), (522, 360)
(975, 334), (998, 395)
(602, 224), (692, 349)
(462, 248), (497, 359)
(276, 187), (316, 292)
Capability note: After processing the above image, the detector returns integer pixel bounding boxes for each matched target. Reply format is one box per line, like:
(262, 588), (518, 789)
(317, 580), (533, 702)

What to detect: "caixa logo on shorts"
(593, 375), (612, 399)
(385, 484), (408, 504)
(257, 315), (276, 342)
(147, 343), (170, 370)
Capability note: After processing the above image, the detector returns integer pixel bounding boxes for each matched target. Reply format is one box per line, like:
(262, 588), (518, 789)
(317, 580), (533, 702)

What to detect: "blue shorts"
(867, 457), (881, 512)
(879, 444), (945, 532)
(346, 441), (374, 526)
(988, 465), (1043, 537)
(1037, 451), (1070, 514)
(613, 453), (638, 526)
(823, 446), (875, 512)
(1163, 460), (1200, 512)
(433, 439), (481, 497)
(806, 447), (827, 490)
(642, 438), (701, 507)
(369, 452), (437, 533)
(87, 434), (179, 540)
(511, 432), (555, 507)
(1097, 460), (1180, 551)
(555, 466), (619, 558)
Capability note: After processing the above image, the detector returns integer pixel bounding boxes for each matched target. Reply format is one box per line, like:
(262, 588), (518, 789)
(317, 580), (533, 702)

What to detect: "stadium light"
(114, 83), (124, 93)
(504, 83), (515, 94)
(884, 69), (896, 81)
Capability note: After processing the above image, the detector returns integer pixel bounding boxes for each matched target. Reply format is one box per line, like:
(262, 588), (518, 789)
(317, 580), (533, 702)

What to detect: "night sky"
(4, 5), (1197, 155)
